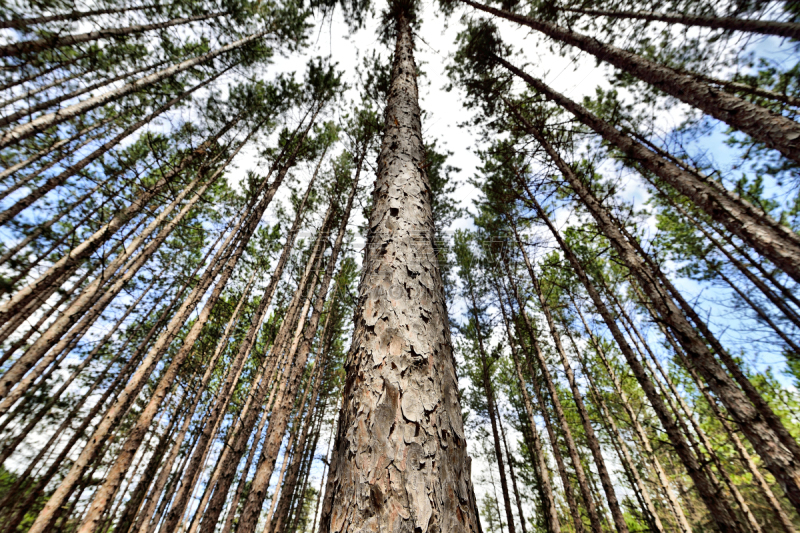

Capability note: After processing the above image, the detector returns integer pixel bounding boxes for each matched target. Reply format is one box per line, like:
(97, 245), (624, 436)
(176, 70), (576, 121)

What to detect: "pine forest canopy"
(0, 0), (798, 532)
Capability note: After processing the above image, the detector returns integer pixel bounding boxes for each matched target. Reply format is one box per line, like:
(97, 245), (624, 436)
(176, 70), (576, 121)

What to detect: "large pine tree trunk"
(561, 6), (800, 39)
(317, 7), (481, 532)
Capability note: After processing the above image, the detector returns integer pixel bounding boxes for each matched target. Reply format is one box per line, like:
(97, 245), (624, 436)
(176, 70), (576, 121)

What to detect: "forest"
(0, 0), (798, 531)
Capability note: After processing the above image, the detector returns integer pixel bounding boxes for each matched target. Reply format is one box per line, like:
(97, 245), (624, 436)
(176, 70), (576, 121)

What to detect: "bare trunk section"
(495, 282), (561, 533)
(562, 6), (800, 39)
(318, 9), (482, 533)
(521, 183), (738, 530)
(0, 12), (222, 57)
(498, 405), (528, 533)
(496, 70), (800, 285)
(511, 223), (629, 533)
(504, 269), (604, 533)
(0, 29), (264, 150)
(514, 103), (800, 520)
(468, 0), (800, 163)
(0, 65), (231, 227)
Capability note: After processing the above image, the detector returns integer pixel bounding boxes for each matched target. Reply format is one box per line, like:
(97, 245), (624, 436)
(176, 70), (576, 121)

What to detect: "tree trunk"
(522, 185), (740, 531)
(498, 410), (528, 533)
(317, 8), (482, 533)
(0, 59), (169, 128)
(0, 29), (262, 150)
(0, 65), (231, 227)
(0, 12), (222, 57)
(495, 282), (561, 533)
(569, 299), (693, 533)
(463, 270), (517, 533)
(504, 269), (604, 533)
(511, 222), (629, 533)
(469, 0), (800, 163)
(515, 105), (800, 521)
(561, 6), (800, 39)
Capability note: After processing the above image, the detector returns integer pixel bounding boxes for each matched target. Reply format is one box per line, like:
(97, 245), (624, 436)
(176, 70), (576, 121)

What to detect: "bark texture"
(318, 8), (482, 533)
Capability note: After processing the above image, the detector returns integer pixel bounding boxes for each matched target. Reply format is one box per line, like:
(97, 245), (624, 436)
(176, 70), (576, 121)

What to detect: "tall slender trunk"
(498, 411), (528, 533)
(511, 222), (629, 533)
(0, 12), (222, 57)
(515, 105), (800, 520)
(504, 269), (604, 533)
(0, 4), (160, 29)
(497, 74), (800, 284)
(0, 29), (263, 150)
(0, 65), (231, 227)
(469, 0), (800, 163)
(495, 282), (561, 533)
(235, 164), (360, 533)
(562, 6), (800, 38)
(522, 185), (742, 532)
(318, 8), (481, 533)
(0, 59), (169, 128)
(569, 298), (693, 533)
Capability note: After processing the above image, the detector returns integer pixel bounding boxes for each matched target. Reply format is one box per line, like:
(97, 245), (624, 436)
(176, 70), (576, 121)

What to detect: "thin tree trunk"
(0, 64), (231, 227)
(0, 12), (222, 57)
(505, 268), (604, 533)
(0, 28), (263, 150)
(468, 0), (800, 163)
(515, 105), (800, 521)
(318, 9), (482, 532)
(0, 4), (159, 29)
(498, 411), (528, 533)
(495, 281), (561, 533)
(569, 298), (693, 533)
(562, 6), (800, 39)
(691, 71), (800, 108)
(523, 185), (739, 531)
(511, 222), (629, 533)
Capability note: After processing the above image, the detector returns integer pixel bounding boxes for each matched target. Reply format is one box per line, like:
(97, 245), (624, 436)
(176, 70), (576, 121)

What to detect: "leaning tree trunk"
(468, 0), (800, 164)
(0, 4), (158, 29)
(317, 7), (482, 532)
(504, 268), (604, 533)
(561, 6), (800, 39)
(520, 181), (743, 532)
(0, 12), (222, 58)
(495, 282), (561, 533)
(512, 222), (629, 533)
